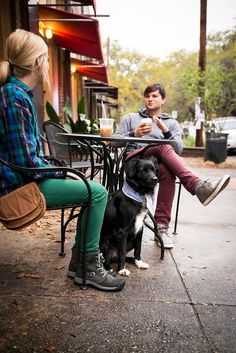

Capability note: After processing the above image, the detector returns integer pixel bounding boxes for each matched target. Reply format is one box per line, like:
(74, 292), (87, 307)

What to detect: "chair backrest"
(43, 121), (88, 166)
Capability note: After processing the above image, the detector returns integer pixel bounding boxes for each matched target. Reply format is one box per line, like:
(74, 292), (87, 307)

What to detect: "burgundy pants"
(127, 144), (200, 226)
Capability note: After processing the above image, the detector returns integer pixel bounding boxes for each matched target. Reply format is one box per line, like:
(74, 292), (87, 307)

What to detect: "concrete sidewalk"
(0, 166), (236, 353)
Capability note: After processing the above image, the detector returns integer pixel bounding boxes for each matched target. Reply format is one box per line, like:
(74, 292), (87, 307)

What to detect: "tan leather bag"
(0, 182), (46, 230)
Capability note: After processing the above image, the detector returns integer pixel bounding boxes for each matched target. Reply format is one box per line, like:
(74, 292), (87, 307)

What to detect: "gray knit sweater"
(112, 109), (183, 155)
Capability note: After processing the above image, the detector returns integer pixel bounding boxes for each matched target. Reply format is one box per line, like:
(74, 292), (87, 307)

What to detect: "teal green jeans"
(38, 179), (108, 253)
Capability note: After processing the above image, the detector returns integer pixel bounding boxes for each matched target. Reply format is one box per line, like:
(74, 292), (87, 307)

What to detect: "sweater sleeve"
(168, 120), (183, 155)
(3, 97), (61, 179)
(111, 114), (133, 147)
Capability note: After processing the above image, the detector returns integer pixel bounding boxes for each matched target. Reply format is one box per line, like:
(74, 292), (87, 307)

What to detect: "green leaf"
(64, 98), (72, 120)
(63, 123), (71, 132)
(46, 101), (60, 124)
(67, 116), (77, 133)
(77, 96), (86, 115)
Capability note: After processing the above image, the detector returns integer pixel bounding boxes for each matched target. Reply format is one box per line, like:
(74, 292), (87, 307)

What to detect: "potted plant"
(45, 97), (99, 134)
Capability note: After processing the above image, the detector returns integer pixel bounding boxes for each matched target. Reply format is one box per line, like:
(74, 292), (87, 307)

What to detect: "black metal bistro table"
(57, 133), (175, 193)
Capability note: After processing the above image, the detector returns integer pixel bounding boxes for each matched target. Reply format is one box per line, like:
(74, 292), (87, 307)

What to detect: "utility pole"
(196, 0), (207, 147)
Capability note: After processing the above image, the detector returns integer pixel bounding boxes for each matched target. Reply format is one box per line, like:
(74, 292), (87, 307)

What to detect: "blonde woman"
(0, 29), (125, 292)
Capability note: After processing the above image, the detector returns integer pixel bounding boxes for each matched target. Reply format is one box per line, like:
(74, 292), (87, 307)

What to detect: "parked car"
(212, 117), (236, 153)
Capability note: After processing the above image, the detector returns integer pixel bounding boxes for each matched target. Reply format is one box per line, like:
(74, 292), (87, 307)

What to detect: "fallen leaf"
(156, 319), (161, 327)
(27, 273), (40, 278)
(0, 338), (7, 350)
(42, 345), (56, 352)
(17, 273), (40, 279)
(53, 265), (65, 271)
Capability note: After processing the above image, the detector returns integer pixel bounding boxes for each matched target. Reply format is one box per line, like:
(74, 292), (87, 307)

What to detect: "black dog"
(100, 156), (160, 276)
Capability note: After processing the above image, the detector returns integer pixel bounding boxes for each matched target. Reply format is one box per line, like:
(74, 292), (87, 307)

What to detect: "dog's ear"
(148, 156), (159, 169)
(124, 158), (140, 178)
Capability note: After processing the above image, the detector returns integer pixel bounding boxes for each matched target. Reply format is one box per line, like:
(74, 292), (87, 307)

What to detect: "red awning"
(39, 6), (104, 61)
(71, 58), (108, 84)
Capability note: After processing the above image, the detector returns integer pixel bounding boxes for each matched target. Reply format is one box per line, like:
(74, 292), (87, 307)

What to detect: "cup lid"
(99, 118), (114, 122)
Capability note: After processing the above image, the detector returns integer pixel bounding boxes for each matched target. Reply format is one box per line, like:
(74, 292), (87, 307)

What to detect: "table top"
(57, 132), (175, 145)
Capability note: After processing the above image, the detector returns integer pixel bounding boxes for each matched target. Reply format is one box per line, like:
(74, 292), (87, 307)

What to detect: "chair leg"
(59, 209), (66, 257)
(80, 253), (87, 290)
(78, 207), (89, 290)
(145, 211), (165, 260)
(173, 182), (182, 235)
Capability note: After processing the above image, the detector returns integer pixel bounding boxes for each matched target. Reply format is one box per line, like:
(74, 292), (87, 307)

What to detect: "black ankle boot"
(67, 246), (80, 278)
(74, 251), (125, 291)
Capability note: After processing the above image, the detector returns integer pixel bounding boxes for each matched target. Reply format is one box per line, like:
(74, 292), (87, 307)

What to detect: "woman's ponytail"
(0, 60), (11, 85)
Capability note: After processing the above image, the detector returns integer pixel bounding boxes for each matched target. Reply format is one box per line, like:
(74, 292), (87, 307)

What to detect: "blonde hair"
(0, 29), (49, 86)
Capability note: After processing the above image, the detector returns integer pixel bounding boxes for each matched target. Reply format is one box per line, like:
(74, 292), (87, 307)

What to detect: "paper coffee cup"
(140, 118), (152, 125)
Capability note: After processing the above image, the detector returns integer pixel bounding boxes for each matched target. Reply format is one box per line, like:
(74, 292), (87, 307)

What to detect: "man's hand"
(153, 115), (169, 133)
(134, 122), (152, 137)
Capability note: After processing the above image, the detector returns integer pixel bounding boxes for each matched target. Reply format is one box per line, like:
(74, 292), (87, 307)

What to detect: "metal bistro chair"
(43, 121), (104, 180)
(0, 157), (92, 288)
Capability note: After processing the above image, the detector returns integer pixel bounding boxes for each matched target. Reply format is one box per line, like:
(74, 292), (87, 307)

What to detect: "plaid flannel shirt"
(0, 76), (57, 196)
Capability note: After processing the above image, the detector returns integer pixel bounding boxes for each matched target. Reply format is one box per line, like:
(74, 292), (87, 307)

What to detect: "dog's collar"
(122, 181), (145, 204)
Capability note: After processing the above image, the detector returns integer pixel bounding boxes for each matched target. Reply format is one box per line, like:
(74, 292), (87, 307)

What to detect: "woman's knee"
(89, 181), (108, 203)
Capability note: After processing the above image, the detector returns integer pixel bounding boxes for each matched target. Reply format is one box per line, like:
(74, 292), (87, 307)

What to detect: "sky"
(96, 0), (236, 60)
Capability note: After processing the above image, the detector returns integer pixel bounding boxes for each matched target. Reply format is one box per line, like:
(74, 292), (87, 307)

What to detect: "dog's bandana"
(122, 181), (157, 209)
(122, 181), (145, 203)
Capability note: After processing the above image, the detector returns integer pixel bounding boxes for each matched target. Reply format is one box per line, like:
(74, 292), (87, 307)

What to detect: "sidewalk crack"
(170, 250), (217, 353)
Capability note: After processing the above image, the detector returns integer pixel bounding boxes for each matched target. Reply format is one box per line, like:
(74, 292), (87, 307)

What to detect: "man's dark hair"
(143, 83), (166, 99)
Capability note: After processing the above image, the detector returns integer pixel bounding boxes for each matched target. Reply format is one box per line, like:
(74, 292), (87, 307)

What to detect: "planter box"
(182, 147), (205, 157)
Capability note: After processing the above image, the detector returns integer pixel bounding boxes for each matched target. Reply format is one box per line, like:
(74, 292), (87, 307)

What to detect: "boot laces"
(96, 254), (108, 277)
(202, 179), (211, 187)
(199, 179), (216, 189)
(157, 225), (169, 237)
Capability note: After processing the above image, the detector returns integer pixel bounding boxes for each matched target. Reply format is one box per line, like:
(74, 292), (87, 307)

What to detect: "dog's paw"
(118, 268), (131, 276)
(135, 259), (149, 269)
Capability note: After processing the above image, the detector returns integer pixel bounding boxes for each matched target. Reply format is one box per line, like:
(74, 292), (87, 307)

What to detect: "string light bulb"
(45, 29), (53, 39)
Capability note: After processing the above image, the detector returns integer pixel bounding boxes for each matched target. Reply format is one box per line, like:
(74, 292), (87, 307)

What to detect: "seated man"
(112, 82), (230, 249)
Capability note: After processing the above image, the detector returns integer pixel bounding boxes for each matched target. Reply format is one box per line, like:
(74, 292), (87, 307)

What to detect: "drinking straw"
(101, 101), (107, 118)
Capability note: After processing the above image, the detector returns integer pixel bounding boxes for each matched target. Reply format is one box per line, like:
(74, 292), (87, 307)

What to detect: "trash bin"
(204, 132), (228, 164)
